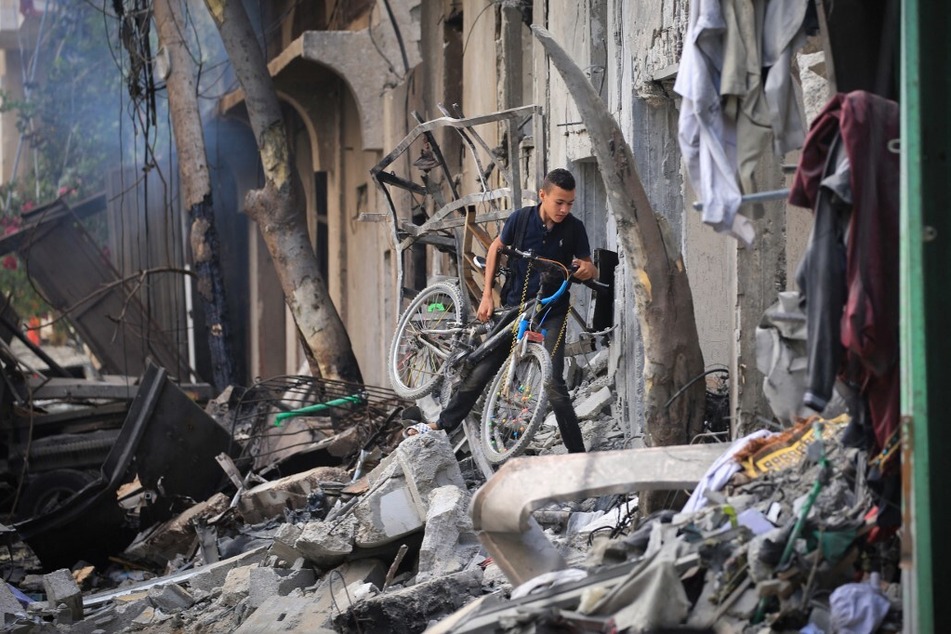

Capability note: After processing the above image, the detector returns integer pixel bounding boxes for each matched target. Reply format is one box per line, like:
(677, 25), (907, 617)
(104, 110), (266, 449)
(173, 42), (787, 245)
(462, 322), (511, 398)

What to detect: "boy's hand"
(572, 258), (598, 281)
(477, 295), (495, 322)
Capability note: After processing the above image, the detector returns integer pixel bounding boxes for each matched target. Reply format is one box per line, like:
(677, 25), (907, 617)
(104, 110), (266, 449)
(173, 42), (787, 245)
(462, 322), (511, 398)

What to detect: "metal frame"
(370, 104), (544, 311)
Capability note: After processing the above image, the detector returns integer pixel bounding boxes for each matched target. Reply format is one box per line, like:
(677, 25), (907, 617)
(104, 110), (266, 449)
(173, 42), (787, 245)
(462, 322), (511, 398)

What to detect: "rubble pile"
(0, 349), (902, 634)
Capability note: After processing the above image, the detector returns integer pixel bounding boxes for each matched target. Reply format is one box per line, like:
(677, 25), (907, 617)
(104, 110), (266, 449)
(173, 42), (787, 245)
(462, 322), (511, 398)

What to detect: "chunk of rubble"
(574, 385), (614, 420)
(350, 431), (466, 549)
(294, 514), (358, 567)
(122, 492), (231, 567)
(0, 581), (27, 621)
(332, 568), (483, 633)
(248, 566), (315, 609)
(232, 594), (336, 633)
(238, 466), (349, 524)
(147, 583), (195, 613)
(42, 568), (83, 623)
(416, 485), (481, 583)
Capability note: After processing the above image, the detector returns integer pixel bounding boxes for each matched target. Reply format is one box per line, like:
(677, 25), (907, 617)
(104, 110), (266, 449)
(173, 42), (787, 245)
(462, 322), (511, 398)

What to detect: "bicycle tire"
(388, 282), (466, 399)
(480, 343), (552, 464)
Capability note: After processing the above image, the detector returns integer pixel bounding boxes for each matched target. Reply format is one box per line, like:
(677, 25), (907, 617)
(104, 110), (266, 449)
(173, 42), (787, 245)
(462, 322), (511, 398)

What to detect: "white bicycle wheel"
(388, 282), (466, 400)
(480, 343), (552, 464)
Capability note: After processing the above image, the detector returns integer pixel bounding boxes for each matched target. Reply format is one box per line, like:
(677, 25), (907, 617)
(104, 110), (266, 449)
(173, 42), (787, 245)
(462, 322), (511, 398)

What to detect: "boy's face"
(538, 185), (575, 225)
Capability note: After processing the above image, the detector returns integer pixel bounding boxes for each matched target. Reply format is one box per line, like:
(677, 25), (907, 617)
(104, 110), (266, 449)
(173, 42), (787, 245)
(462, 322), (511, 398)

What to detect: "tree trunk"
(202, 0), (362, 384)
(154, 0), (235, 391)
(532, 27), (706, 510)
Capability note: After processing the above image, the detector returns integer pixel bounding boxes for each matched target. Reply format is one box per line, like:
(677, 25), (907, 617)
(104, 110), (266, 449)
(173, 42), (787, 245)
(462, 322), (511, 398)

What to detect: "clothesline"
(691, 188), (791, 211)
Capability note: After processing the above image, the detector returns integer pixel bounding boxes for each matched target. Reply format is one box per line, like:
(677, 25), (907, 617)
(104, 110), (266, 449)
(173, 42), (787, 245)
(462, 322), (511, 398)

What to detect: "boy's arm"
(477, 236), (505, 321)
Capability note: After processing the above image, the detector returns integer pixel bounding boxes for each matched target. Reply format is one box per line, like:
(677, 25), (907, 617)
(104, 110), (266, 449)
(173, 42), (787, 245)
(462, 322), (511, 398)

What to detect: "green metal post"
(902, 1), (951, 630)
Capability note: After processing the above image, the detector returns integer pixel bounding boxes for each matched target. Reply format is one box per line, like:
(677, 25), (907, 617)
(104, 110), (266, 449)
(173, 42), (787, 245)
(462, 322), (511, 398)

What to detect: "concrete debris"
(294, 514), (357, 567)
(574, 385), (614, 420)
(248, 566), (315, 609)
(416, 485), (480, 583)
(0, 581), (27, 623)
(122, 493), (231, 567)
(0, 345), (903, 634)
(332, 568), (484, 634)
(146, 583), (194, 613)
(238, 466), (349, 524)
(42, 568), (83, 622)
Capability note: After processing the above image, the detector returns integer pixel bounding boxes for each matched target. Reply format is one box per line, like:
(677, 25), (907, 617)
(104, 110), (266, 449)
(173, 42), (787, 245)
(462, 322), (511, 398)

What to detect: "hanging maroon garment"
(789, 91), (900, 452)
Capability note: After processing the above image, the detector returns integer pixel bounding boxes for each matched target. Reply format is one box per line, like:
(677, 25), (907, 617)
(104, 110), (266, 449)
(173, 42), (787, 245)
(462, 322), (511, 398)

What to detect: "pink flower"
(2, 255), (17, 270)
(21, 201), (34, 212)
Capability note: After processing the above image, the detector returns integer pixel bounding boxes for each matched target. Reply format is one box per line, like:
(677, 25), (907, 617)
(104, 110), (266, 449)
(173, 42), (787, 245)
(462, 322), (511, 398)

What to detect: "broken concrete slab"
(130, 605), (173, 628)
(352, 479), (424, 548)
(184, 545), (270, 599)
(332, 568), (484, 634)
(268, 522), (304, 565)
(293, 558), (389, 630)
(350, 431), (465, 549)
(42, 568), (83, 622)
(238, 466), (349, 524)
(416, 485), (481, 584)
(147, 583), (195, 613)
(0, 581), (27, 621)
(294, 515), (357, 568)
(574, 386), (614, 420)
(232, 594), (337, 634)
(248, 566), (316, 609)
(220, 564), (255, 607)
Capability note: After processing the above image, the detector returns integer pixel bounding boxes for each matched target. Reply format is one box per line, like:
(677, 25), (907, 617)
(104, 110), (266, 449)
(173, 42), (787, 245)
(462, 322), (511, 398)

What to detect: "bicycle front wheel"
(481, 344), (552, 464)
(388, 282), (466, 400)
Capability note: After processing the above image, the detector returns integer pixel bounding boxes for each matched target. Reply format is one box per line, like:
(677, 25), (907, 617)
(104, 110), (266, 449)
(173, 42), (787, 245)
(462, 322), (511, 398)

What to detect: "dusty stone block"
(416, 486), (480, 583)
(147, 583), (195, 613)
(0, 581), (26, 619)
(268, 522), (304, 564)
(238, 466), (349, 524)
(233, 595), (338, 634)
(295, 515), (357, 568)
(43, 568), (82, 622)
(333, 568), (484, 634)
(248, 567), (316, 609)
(185, 545), (268, 597)
(220, 565), (255, 607)
(575, 386), (614, 420)
(352, 479), (424, 548)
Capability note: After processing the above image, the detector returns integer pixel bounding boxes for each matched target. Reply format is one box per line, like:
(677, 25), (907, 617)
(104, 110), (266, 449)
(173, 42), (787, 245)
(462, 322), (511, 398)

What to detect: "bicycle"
(388, 246), (607, 465)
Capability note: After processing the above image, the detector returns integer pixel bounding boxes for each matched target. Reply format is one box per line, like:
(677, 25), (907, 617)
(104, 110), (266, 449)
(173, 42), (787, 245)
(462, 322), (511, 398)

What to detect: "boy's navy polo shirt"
(499, 204), (591, 308)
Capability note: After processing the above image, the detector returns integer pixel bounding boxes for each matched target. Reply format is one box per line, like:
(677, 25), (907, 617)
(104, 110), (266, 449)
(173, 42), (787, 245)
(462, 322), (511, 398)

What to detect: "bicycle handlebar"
(498, 245), (610, 298)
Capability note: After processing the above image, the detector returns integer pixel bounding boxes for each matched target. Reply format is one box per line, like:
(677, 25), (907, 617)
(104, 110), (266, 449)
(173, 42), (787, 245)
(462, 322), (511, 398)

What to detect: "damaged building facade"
(228, 0), (798, 433)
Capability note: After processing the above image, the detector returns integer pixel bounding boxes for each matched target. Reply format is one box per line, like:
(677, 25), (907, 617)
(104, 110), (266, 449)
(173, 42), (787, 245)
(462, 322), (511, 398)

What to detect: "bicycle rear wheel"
(388, 282), (466, 400)
(480, 344), (552, 464)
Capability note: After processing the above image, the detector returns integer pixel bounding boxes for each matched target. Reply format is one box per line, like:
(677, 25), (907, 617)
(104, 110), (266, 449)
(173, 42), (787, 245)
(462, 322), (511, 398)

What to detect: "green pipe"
(273, 394), (364, 426)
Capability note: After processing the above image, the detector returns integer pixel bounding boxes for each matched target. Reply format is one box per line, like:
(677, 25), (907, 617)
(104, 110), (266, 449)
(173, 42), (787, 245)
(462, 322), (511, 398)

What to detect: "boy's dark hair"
(543, 168), (576, 191)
